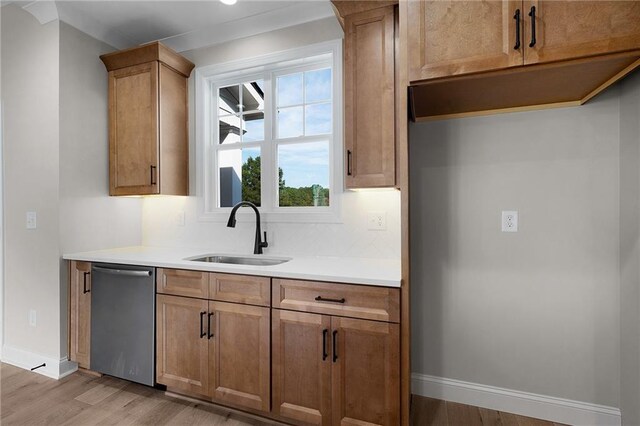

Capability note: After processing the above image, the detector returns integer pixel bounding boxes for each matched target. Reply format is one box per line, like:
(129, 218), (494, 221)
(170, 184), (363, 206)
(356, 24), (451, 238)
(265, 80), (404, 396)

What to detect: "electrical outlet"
(367, 211), (387, 231)
(29, 309), (36, 327)
(26, 211), (37, 229)
(502, 210), (518, 232)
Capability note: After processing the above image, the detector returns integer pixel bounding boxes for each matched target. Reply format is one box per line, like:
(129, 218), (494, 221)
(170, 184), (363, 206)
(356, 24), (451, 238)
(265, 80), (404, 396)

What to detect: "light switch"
(26, 211), (37, 229)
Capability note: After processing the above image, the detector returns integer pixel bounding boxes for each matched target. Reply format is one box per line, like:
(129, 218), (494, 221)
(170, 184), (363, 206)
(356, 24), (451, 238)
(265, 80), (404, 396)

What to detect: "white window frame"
(195, 40), (343, 223)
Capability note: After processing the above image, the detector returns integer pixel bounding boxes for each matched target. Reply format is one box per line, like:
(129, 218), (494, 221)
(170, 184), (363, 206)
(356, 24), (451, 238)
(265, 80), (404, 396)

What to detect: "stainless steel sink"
(187, 254), (290, 266)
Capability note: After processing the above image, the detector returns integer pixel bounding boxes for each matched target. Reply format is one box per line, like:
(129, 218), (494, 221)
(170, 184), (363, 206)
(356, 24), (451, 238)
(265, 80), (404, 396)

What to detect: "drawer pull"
(513, 9), (521, 50)
(83, 271), (90, 294)
(207, 312), (214, 339)
(322, 329), (328, 361)
(528, 6), (536, 47)
(199, 311), (206, 338)
(315, 296), (345, 304)
(332, 330), (338, 363)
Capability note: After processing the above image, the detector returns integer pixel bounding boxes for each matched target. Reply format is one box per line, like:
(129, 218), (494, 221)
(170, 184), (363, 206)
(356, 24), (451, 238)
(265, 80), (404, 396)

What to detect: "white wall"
(410, 89), (622, 407)
(2, 4), (62, 359)
(1, 5), (142, 366)
(619, 71), (640, 425)
(58, 22), (142, 355)
(142, 17), (402, 260)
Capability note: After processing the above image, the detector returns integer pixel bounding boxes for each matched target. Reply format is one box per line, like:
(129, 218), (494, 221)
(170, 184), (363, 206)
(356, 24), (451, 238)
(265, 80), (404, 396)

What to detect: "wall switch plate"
(29, 309), (36, 327)
(502, 210), (518, 232)
(26, 211), (37, 229)
(367, 211), (387, 231)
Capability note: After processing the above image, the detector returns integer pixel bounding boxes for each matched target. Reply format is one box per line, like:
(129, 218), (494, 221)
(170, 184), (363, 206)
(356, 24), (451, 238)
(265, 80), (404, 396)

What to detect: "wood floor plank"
(499, 411), (522, 426)
(479, 407), (503, 426)
(411, 395), (448, 426)
(2, 363), (567, 426)
(514, 414), (555, 426)
(446, 401), (483, 426)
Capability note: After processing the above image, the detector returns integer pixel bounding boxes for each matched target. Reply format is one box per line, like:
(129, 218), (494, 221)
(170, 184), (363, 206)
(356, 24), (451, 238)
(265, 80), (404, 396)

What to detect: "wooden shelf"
(410, 50), (640, 121)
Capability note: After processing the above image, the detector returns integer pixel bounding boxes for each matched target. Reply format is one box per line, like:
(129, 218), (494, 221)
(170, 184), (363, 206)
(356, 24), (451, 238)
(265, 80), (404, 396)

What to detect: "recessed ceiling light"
(220, 0), (237, 5)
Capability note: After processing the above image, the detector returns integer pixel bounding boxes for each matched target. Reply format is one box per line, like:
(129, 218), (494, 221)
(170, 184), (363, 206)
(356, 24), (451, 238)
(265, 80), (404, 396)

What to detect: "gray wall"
(1, 5), (142, 362)
(620, 71), (640, 424)
(410, 88), (622, 406)
(2, 4), (62, 358)
(58, 22), (143, 356)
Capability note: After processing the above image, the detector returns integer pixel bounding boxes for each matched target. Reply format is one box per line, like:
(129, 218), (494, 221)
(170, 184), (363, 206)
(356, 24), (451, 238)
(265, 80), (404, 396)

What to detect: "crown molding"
(22, 0), (58, 25)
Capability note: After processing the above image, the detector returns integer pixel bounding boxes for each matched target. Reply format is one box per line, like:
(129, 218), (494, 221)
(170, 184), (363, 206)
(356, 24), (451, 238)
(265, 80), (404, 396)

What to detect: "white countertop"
(63, 246), (401, 287)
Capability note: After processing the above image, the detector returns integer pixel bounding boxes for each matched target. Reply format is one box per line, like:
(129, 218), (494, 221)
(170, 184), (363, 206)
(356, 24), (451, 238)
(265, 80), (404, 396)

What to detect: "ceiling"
(10, 0), (336, 52)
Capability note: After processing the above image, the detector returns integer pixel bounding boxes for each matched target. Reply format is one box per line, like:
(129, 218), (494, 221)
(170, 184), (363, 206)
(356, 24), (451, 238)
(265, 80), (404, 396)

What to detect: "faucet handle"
(262, 231), (269, 248)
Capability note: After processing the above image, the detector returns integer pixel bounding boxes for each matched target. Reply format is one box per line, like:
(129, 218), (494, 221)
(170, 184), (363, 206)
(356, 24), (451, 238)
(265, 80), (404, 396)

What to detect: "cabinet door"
(69, 261), (91, 369)
(109, 62), (159, 196)
(272, 310), (331, 425)
(407, 1), (523, 81)
(209, 301), (270, 412)
(331, 317), (399, 426)
(156, 294), (210, 396)
(524, 1), (640, 65)
(344, 6), (396, 188)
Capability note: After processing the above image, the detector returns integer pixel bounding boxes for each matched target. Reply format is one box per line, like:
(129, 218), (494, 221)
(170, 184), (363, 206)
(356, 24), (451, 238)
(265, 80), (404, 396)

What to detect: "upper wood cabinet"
(344, 5), (396, 188)
(408, 0), (640, 82)
(408, 0), (523, 81)
(406, 0), (640, 120)
(100, 42), (194, 196)
(69, 261), (91, 369)
(523, 0), (640, 65)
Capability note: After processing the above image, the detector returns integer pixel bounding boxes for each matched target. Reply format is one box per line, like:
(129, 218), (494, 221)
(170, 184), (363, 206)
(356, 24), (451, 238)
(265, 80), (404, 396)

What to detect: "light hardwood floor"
(1, 363), (564, 426)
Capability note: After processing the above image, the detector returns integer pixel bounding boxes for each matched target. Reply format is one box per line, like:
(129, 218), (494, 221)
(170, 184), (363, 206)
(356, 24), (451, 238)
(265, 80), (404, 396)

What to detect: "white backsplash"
(142, 190), (401, 259)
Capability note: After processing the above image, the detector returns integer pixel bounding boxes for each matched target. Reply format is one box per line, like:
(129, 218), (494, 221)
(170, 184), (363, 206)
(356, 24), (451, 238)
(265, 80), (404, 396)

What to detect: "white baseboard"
(1, 345), (78, 380)
(412, 373), (621, 426)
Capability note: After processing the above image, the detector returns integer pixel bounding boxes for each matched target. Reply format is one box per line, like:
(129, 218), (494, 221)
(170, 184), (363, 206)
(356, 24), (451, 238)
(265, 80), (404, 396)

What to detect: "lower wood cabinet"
(69, 261), (92, 369)
(273, 309), (400, 426)
(156, 294), (210, 397)
(156, 295), (270, 413)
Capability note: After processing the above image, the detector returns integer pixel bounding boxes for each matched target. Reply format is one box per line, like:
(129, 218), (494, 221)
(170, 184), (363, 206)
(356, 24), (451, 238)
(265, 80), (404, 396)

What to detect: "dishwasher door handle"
(92, 266), (152, 277)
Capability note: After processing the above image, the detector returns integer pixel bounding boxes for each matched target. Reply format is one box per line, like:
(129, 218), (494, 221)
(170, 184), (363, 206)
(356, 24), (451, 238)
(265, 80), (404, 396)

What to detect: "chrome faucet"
(226, 201), (268, 255)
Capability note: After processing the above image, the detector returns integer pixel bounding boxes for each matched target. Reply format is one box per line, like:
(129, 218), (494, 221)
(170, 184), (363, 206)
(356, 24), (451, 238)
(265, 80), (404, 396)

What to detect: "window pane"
(277, 106), (303, 139)
(242, 111), (264, 142)
(219, 147), (261, 207)
(305, 103), (332, 136)
(241, 80), (264, 112)
(278, 142), (330, 207)
(277, 73), (303, 107)
(219, 85), (241, 115)
(305, 68), (331, 103)
(218, 115), (242, 145)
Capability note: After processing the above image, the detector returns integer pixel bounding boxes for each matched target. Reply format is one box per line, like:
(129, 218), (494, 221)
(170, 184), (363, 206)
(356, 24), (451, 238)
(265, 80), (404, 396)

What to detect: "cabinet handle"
(199, 311), (206, 338)
(347, 150), (352, 176)
(150, 165), (157, 185)
(315, 296), (346, 304)
(513, 9), (521, 50)
(322, 329), (328, 361)
(83, 271), (90, 294)
(207, 312), (214, 339)
(528, 6), (536, 47)
(332, 330), (338, 363)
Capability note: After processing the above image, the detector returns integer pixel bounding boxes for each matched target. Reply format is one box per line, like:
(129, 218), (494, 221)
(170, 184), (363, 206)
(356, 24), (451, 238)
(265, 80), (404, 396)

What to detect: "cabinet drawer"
(157, 268), (208, 299)
(272, 279), (399, 323)
(209, 273), (270, 307)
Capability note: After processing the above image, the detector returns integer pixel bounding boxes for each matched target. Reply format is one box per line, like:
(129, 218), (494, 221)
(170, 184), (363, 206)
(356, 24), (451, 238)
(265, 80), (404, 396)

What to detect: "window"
(196, 41), (342, 222)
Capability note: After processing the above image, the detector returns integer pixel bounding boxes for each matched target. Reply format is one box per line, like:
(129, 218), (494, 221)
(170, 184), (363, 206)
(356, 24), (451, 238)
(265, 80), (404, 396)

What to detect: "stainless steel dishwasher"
(90, 263), (155, 386)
